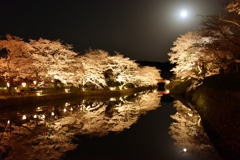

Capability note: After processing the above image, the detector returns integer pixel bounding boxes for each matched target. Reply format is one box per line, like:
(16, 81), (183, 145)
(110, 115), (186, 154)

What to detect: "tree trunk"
(54, 79), (58, 90)
(2, 76), (13, 93)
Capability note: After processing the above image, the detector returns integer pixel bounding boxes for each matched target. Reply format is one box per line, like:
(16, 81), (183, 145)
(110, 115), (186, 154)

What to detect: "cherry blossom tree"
(29, 38), (79, 88)
(78, 49), (109, 88)
(104, 53), (140, 89)
(0, 35), (162, 91)
(169, 32), (214, 80)
(0, 34), (33, 92)
(168, 29), (237, 80)
(135, 66), (161, 87)
(79, 49), (161, 89)
(227, 0), (240, 15)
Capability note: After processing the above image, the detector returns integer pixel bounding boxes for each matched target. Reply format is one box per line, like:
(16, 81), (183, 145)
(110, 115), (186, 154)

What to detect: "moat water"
(0, 90), (219, 160)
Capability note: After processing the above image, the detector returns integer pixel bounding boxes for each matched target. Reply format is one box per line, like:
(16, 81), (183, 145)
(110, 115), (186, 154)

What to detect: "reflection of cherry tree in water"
(0, 91), (161, 160)
(169, 100), (219, 159)
(73, 91), (161, 136)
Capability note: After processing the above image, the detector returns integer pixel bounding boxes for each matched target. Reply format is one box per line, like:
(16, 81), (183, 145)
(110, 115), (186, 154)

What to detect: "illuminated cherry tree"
(104, 53), (140, 89)
(29, 38), (79, 88)
(136, 66), (161, 87)
(0, 34), (34, 92)
(79, 49), (109, 88)
(168, 31), (227, 80)
(227, 0), (240, 14)
(0, 35), (161, 91)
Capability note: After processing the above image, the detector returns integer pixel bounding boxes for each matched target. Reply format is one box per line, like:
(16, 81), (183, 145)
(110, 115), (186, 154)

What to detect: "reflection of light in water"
(119, 97), (124, 102)
(22, 115), (26, 120)
(110, 87), (116, 91)
(169, 100), (217, 158)
(37, 107), (42, 112)
(110, 98), (116, 101)
(0, 91), (162, 160)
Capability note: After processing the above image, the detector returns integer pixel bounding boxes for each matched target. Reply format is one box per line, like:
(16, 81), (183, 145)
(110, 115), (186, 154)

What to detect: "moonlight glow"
(180, 10), (187, 18)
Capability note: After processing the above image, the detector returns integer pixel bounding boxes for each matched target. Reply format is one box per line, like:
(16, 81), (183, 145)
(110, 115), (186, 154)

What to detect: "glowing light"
(33, 81), (37, 84)
(166, 90), (170, 93)
(65, 102), (70, 106)
(70, 107), (73, 111)
(7, 82), (10, 87)
(183, 148), (187, 152)
(166, 80), (170, 84)
(37, 93), (41, 96)
(51, 112), (55, 116)
(65, 89), (70, 93)
(34, 115), (37, 118)
(42, 114), (45, 119)
(7, 120), (10, 124)
(22, 115), (26, 120)
(110, 87), (116, 91)
(110, 98), (116, 101)
(64, 108), (67, 112)
(22, 82), (26, 87)
(181, 10), (187, 18)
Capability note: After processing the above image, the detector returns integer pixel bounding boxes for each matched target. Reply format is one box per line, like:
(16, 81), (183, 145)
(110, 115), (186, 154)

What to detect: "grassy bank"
(165, 73), (240, 160)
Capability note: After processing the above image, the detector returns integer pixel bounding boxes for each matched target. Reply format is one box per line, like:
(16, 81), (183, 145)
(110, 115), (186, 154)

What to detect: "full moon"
(180, 10), (187, 18)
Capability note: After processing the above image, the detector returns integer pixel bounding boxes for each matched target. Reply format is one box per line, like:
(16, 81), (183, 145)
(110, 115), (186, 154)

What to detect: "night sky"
(0, 0), (225, 62)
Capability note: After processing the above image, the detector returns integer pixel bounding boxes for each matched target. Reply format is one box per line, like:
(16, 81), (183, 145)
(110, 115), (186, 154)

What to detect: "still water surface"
(0, 90), (219, 160)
